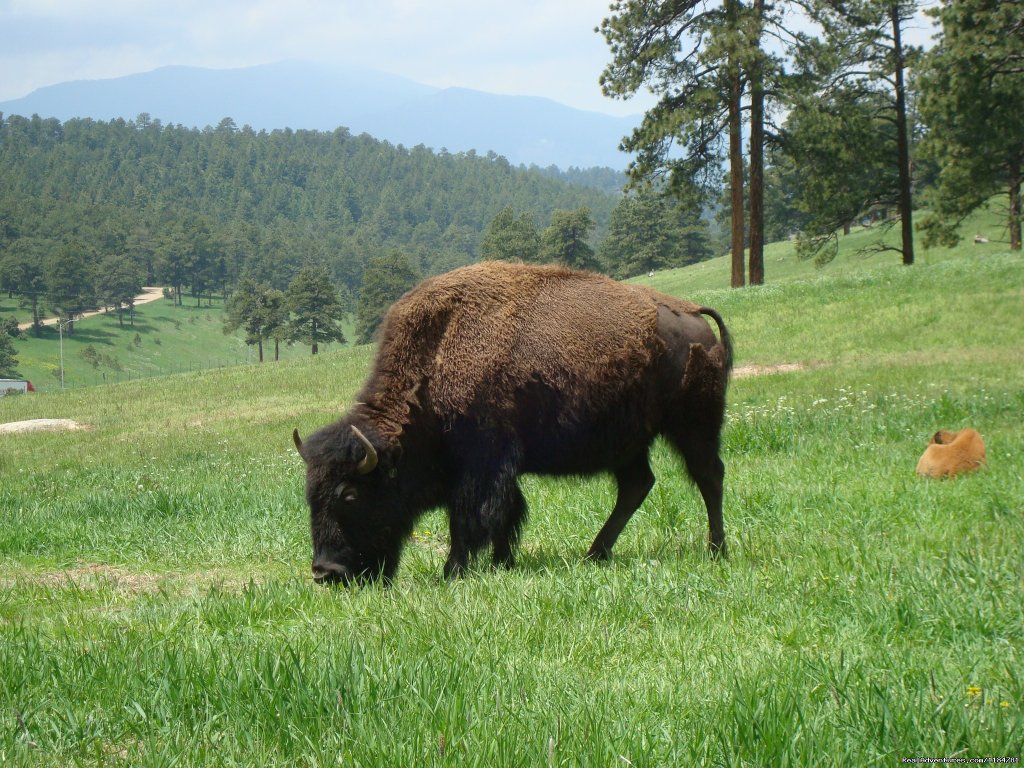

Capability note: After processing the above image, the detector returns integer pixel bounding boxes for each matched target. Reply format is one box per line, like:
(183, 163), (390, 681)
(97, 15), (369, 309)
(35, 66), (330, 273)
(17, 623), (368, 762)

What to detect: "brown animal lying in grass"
(915, 428), (986, 478)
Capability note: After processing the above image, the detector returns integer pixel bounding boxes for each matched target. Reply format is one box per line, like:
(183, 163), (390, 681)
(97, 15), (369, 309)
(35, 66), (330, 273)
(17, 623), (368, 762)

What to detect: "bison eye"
(334, 483), (358, 503)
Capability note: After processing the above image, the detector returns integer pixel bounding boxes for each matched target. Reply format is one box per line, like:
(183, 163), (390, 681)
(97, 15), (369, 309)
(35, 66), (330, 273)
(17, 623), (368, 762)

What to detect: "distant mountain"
(0, 61), (639, 170)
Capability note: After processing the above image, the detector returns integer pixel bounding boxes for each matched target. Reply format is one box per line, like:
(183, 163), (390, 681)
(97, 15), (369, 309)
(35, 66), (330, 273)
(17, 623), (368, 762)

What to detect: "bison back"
(368, 262), (696, 431)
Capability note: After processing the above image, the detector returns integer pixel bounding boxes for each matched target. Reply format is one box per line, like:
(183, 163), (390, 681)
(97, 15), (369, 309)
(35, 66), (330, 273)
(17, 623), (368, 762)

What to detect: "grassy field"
(639, 199), (1012, 295)
(0, 293), (353, 394)
(1, 238), (1022, 765)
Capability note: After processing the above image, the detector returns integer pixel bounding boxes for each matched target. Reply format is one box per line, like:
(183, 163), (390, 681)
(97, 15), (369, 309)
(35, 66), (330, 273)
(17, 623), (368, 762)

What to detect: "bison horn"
(292, 429), (304, 457)
(351, 425), (378, 474)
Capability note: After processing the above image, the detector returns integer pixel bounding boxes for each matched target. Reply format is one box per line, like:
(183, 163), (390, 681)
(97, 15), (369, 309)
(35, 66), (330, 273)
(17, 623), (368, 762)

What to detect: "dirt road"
(15, 287), (165, 332)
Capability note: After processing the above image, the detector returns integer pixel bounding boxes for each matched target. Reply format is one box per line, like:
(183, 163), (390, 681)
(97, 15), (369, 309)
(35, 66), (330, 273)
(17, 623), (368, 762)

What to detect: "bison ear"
(292, 429), (306, 460)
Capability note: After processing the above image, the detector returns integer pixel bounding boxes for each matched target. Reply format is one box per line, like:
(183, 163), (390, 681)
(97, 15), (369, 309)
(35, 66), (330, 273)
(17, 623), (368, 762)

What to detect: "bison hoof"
(493, 553), (516, 570)
(585, 546), (612, 562)
(443, 560), (467, 580)
(708, 540), (728, 560)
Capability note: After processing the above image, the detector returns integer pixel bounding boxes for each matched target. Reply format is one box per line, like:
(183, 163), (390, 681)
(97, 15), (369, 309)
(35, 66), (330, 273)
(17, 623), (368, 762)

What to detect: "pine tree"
(787, 0), (922, 265)
(285, 265), (346, 355)
(539, 208), (599, 270)
(480, 207), (540, 263)
(0, 328), (18, 377)
(95, 254), (144, 327)
(0, 239), (48, 334)
(600, 188), (712, 278)
(355, 252), (420, 344)
(599, 0), (791, 286)
(45, 242), (94, 333)
(917, 0), (1024, 250)
(224, 277), (287, 362)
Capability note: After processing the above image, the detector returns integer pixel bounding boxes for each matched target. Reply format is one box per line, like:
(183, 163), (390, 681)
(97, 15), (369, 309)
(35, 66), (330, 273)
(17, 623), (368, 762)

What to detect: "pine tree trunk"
(748, 3), (765, 287)
(258, 340), (264, 363)
(1009, 159), (1022, 251)
(892, 2), (915, 266)
(729, 48), (745, 288)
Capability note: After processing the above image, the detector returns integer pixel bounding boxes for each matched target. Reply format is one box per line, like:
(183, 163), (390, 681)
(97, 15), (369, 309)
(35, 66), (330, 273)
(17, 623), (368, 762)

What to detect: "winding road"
(15, 287), (165, 332)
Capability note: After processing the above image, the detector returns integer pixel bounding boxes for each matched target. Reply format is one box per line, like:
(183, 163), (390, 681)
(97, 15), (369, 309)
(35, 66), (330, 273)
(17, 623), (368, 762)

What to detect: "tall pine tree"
(286, 265), (346, 355)
(599, 0), (793, 286)
(355, 252), (420, 344)
(788, 0), (922, 265)
(0, 328), (18, 377)
(918, 0), (1024, 250)
(480, 207), (541, 263)
(539, 208), (599, 270)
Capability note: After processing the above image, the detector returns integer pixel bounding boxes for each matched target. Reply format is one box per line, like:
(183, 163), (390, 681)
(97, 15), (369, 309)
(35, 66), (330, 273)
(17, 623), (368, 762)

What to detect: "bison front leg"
(444, 492), (486, 579)
(444, 462), (525, 578)
(490, 481), (527, 570)
(587, 455), (655, 561)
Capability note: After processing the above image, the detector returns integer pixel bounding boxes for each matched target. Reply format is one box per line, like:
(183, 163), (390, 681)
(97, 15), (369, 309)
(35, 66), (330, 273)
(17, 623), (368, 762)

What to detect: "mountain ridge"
(0, 60), (638, 170)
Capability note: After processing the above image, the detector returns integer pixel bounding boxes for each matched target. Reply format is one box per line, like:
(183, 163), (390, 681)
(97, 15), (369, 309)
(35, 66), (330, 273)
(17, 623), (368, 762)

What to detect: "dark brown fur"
(294, 261), (733, 584)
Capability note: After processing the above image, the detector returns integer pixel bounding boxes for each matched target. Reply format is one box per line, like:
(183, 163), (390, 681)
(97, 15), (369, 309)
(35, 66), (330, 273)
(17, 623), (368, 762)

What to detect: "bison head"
(293, 422), (406, 586)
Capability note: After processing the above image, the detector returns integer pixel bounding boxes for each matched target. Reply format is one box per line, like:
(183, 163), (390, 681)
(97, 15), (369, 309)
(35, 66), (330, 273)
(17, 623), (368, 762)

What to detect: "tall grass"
(1, 246), (1022, 765)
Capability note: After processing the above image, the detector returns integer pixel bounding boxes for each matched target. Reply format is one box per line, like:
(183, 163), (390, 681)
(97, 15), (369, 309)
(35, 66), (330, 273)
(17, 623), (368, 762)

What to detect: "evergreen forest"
(1, 0), (1020, 382)
(0, 114), (630, 313)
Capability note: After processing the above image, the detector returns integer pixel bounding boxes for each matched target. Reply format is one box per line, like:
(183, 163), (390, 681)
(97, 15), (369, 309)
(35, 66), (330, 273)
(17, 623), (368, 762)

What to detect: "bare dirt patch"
(5, 563), (261, 596)
(0, 418), (90, 434)
(733, 363), (806, 379)
(26, 564), (165, 594)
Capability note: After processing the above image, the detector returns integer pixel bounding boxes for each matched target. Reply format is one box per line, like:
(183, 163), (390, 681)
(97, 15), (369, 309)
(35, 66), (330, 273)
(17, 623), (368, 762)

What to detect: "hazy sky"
(0, 0), (660, 116)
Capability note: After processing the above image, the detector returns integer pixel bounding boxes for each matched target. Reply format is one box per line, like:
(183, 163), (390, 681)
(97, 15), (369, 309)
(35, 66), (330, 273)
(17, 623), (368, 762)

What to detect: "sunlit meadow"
(1, 245), (1022, 765)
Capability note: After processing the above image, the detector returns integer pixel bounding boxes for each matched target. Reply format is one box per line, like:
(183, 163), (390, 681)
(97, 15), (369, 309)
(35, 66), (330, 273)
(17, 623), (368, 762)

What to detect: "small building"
(0, 379), (35, 397)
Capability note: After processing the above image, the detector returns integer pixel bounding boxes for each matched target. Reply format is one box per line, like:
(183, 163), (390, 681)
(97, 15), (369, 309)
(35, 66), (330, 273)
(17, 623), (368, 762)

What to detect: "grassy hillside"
(3, 200), (1006, 393)
(1, 237), (1021, 764)
(637, 199), (1012, 295)
(1, 293), (353, 393)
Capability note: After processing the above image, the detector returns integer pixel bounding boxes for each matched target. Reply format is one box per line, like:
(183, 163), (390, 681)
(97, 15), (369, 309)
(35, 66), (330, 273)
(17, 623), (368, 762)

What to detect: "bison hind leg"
(666, 430), (726, 558)
(670, 342), (728, 558)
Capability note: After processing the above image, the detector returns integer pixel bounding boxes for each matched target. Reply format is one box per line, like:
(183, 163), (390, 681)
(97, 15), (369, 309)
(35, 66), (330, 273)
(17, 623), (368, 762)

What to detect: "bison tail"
(699, 307), (733, 375)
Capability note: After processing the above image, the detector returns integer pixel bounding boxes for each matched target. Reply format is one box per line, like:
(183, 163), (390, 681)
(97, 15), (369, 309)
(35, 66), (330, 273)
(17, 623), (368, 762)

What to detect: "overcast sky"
(0, 0), (662, 116)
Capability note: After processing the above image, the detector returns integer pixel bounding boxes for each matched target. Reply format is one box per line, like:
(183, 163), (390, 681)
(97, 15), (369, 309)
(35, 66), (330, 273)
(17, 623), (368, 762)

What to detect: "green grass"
(1, 239), (1022, 765)
(0, 293), (353, 394)
(635, 199), (1011, 295)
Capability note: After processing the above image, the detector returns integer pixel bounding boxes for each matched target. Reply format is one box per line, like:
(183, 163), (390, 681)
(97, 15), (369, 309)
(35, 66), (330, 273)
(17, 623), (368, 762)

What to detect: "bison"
(293, 261), (732, 584)
(916, 428), (986, 479)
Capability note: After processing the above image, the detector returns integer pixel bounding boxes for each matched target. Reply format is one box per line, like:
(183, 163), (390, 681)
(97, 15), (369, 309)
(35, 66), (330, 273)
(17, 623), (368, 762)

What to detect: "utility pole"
(57, 315), (76, 391)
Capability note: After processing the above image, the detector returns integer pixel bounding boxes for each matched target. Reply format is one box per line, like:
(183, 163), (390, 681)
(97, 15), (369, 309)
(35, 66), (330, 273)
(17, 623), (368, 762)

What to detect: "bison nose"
(311, 558), (351, 586)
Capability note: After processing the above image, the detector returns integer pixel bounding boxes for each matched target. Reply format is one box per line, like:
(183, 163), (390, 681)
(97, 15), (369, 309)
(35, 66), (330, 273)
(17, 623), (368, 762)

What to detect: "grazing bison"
(293, 261), (732, 584)
(916, 428), (986, 479)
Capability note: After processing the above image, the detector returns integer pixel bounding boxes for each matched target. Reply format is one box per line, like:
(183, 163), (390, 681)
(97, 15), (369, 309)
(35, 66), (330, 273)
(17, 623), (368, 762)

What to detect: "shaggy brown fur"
(916, 428), (986, 478)
(363, 262), (705, 438)
(295, 261), (733, 584)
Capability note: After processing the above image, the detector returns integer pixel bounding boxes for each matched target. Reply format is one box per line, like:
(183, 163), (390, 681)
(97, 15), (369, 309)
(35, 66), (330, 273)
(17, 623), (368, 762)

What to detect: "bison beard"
(293, 261), (733, 584)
